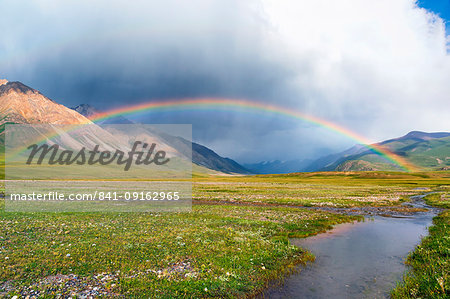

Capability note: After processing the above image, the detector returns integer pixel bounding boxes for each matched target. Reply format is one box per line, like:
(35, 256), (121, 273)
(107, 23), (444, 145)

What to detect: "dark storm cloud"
(0, 0), (312, 162)
(2, 0), (294, 107)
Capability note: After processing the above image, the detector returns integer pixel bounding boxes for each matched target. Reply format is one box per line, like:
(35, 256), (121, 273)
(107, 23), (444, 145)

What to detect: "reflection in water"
(264, 207), (436, 299)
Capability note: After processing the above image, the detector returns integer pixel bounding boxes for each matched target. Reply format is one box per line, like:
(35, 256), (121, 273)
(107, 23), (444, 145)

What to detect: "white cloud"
(261, 0), (450, 140)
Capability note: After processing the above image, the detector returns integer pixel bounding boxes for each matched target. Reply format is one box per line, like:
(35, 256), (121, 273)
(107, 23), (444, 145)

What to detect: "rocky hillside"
(0, 80), (90, 125)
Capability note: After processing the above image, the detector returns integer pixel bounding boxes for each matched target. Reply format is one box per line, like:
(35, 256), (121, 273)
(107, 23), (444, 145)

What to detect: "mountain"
(0, 79), (249, 174)
(0, 80), (150, 156)
(158, 132), (251, 174)
(377, 131), (450, 170)
(244, 159), (314, 174)
(383, 131), (450, 142)
(311, 131), (450, 171)
(72, 104), (133, 124)
(0, 80), (90, 125)
(302, 144), (368, 172)
(246, 132), (450, 173)
(73, 103), (251, 174)
(191, 143), (250, 173)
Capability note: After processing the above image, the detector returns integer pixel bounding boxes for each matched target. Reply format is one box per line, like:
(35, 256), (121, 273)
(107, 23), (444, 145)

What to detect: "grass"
(0, 203), (358, 297)
(0, 171), (449, 297)
(423, 192), (450, 209)
(391, 210), (449, 298)
(194, 171), (450, 207)
(391, 191), (449, 298)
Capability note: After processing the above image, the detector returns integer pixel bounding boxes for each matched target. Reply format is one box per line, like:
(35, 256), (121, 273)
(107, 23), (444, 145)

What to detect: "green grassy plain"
(194, 171), (449, 207)
(0, 171), (449, 297)
(0, 203), (355, 297)
(391, 192), (450, 298)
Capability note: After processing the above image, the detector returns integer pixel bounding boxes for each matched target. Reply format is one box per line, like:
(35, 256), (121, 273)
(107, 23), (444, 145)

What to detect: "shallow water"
(264, 197), (437, 299)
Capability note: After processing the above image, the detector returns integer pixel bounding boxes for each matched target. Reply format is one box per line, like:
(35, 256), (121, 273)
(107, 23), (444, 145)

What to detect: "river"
(263, 195), (439, 299)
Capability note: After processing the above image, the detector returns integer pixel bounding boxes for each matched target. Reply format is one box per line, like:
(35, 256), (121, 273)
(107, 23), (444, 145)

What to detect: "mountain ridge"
(73, 103), (251, 174)
(0, 81), (91, 125)
(72, 104), (133, 124)
(244, 132), (449, 173)
(316, 131), (450, 172)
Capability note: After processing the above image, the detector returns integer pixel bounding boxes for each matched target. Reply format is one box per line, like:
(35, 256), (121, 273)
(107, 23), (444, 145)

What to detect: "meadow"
(391, 192), (450, 298)
(0, 171), (449, 298)
(0, 203), (356, 297)
(194, 171), (449, 207)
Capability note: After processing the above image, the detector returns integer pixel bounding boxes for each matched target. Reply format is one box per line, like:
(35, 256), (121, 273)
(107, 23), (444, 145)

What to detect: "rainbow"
(89, 98), (417, 172)
(5, 98), (416, 172)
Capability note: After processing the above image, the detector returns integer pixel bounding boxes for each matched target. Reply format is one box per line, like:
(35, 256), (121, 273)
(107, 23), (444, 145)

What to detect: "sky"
(419, 0), (450, 34)
(1, 0), (449, 163)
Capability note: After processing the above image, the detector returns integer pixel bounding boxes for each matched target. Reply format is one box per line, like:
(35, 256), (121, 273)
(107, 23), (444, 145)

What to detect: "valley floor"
(391, 193), (450, 298)
(0, 171), (448, 298)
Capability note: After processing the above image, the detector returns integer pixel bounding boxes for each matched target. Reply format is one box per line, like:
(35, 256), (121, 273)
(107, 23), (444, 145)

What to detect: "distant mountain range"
(1, 79), (448, 173)
(247, 131), (450, 173)
(244, 159), (314, 174)
(0, 80), (250, 174)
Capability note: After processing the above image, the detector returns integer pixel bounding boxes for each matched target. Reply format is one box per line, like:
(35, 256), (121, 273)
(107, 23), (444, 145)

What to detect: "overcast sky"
(1, 0), (449, 163)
